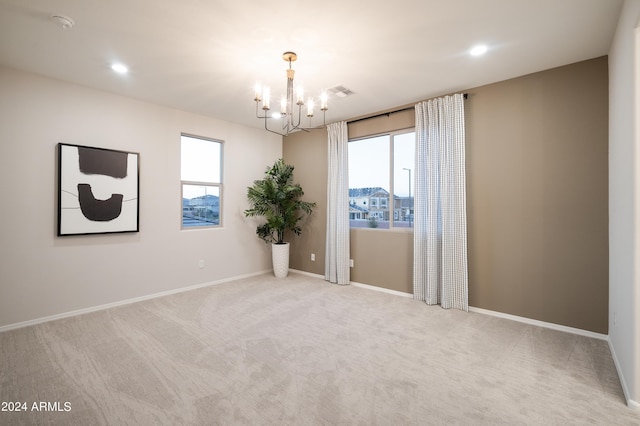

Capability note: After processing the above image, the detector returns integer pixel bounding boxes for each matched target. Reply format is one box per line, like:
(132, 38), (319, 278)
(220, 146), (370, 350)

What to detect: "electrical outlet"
(350, 259), (354, 268)
(311, 253), (315, 261)
(613, 312), (617, 327)
(199, 259), (205, 269)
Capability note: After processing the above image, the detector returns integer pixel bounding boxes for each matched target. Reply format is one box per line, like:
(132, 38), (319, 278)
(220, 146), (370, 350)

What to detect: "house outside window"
(181, 134), (223, 229)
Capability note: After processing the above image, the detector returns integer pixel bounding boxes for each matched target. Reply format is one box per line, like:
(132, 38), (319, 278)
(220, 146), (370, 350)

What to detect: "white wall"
(0, 66), (282, 328)
(609, 0), (640, 408)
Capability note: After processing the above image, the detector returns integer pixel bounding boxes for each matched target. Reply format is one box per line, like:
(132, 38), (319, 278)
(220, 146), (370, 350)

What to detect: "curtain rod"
(347, 93), (468, 125)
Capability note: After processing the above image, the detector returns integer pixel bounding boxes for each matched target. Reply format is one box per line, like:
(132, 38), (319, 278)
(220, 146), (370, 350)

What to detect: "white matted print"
(58, 143), (139, 236)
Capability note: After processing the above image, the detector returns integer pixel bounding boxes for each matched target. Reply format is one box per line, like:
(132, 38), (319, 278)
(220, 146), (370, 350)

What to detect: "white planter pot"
(272, 242), (290, 278)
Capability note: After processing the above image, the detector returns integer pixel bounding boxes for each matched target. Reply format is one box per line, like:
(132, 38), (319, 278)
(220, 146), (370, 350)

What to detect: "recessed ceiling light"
(111, 63), (129, 74)
(470, 45), (488, 57)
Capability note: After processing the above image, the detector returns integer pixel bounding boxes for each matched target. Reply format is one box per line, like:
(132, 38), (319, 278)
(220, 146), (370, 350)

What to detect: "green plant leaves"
(244, 159), (316, 244)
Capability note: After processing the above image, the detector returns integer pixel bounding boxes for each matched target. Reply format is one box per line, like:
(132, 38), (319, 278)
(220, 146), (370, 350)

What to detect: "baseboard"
(349, 281), (414, 298)
(290, 269), (608, 341)
(300, 270), (634, 407)
(607, 338), (640, 409)
(6, 268), (611, 347)
(289, 269), (324, 280)
(289, 269), (414, 298)
(348, 284), (609, 341)
(469, 306), (608, 341)
(0, 270), (272, 333)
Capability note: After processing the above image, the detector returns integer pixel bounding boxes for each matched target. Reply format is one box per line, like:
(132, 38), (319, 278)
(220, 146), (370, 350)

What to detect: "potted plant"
(244, 158), (316, 277)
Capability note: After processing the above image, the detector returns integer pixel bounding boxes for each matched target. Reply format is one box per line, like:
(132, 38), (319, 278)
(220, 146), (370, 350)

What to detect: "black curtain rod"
(348, 93), (468, 125)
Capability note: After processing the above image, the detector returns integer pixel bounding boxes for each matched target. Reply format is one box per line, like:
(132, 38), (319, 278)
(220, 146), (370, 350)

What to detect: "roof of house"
(349, 204), (368, 213)
(349, 187), (389, 197)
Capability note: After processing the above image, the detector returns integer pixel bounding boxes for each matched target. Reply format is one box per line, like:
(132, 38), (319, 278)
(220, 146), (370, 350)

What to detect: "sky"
(181, 135), (222, 199)
(348, 132), (415, 197)
(181, 135), (221, 183)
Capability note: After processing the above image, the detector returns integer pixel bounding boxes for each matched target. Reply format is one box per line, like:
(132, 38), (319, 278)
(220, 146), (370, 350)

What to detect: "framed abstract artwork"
(57, 143), (140, 236)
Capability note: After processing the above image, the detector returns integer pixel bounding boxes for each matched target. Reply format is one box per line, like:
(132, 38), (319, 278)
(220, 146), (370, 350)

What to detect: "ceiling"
(0, 0), (624, 132)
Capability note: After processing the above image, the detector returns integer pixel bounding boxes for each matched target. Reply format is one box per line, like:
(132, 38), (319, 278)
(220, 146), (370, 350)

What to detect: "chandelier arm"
(257, 100), (289, 136)
(288, 104), (299, 131)
(255, 102), (270, 119)
(263, 115), (287, 136)
(297, 110), (327, 131)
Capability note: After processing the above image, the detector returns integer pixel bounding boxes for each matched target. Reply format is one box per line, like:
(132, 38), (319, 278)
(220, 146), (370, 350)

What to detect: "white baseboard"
(289, 269), (324, 279)
(290, 269), (608, 341)
(289, 269), (414, 298)
(295, 270), (636, 408)
(607, 338), (640, 409)
(5, 267), (635, 408)
(4, 268), (612, 346)
(468, 306), (608, 341)
(0, 270), (272, 333)
(350, 281), (414, 298)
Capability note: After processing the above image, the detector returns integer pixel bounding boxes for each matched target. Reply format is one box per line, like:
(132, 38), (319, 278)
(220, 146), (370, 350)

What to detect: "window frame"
(348, 128), (415, 232)
(180, 133), (224, 230)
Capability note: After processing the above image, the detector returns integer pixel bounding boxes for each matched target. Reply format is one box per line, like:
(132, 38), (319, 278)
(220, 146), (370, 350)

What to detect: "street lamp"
(403, 167), (412, 227)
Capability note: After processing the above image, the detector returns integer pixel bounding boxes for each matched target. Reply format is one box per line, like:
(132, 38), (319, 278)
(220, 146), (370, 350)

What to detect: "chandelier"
(254, 51), (328, 136)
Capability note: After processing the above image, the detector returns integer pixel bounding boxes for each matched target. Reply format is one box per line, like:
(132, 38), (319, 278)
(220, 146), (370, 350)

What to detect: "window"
(181, 134), (222, 228)
(348, 130), (415, 229)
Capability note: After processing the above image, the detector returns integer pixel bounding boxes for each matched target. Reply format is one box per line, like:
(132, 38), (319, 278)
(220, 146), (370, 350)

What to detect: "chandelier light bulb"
(262, 87), (270, 110)
(320, 92), (328, 111)
(254, 82), (262, 102)
(307, 98), (314, 117)
(296, 86), (304, 105)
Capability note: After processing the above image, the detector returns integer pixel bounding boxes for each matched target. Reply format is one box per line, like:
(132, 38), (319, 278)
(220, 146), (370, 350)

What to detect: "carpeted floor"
(1, 273), (639, 425)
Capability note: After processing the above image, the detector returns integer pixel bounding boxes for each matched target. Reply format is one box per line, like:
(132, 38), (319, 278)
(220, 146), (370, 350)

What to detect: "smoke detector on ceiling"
(327, 85), (355, 99)
(51, 15), (75, 29)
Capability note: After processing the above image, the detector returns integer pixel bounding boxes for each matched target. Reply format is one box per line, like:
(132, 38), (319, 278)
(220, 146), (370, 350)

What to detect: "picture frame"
(57, 143), (140, 236)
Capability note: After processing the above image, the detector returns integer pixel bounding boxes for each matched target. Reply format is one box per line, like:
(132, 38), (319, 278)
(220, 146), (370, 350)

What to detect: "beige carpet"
(1, 273), (639, 425)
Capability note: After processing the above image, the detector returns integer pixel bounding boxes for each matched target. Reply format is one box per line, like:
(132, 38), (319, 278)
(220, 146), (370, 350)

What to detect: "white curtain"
(413, 94), (468, 311)
(325, 121), (350, 285)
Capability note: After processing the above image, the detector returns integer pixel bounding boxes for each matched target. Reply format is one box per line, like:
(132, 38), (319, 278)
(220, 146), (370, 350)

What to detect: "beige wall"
(350, 230), (413, 293)
(285, 56), (609, 333)
(283, 129), (327, 276)
(0, 67), (282, 328)
(467, 56), (609, 334)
